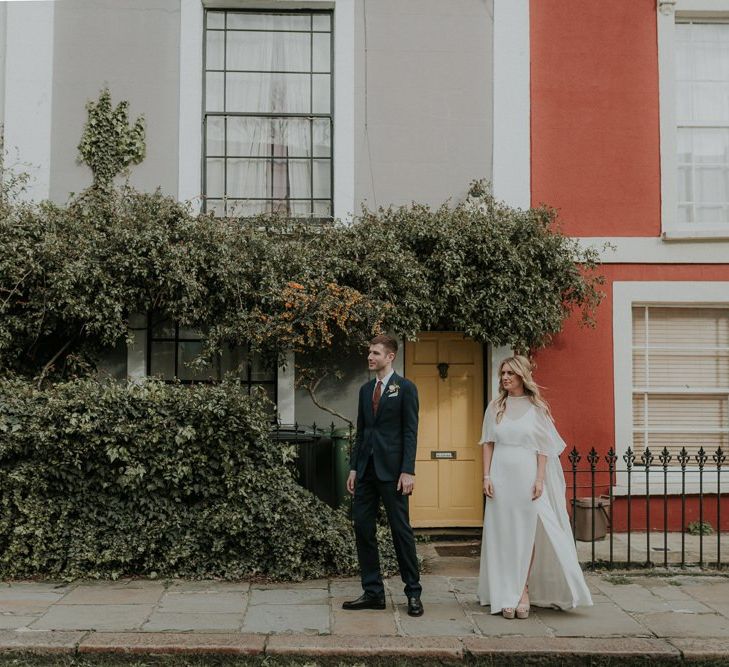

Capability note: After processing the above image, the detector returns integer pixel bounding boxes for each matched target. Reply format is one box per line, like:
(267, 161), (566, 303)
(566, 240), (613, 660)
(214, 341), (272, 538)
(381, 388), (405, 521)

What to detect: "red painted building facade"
(526, 0), (729, 530)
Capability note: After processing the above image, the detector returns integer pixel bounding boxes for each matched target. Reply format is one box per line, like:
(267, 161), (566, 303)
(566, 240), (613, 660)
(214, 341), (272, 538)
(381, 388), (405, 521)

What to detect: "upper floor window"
(675, 21), (729, 229)
(203, 10), (333, 220)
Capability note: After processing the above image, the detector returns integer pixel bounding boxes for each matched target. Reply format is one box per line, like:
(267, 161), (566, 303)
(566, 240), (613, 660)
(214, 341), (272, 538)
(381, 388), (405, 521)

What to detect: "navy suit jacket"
(349, 372), (419, 482)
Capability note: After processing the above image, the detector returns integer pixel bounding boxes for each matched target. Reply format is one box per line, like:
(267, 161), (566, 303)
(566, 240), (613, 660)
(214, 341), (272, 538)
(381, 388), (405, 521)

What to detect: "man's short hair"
(369, 334), (398, 355)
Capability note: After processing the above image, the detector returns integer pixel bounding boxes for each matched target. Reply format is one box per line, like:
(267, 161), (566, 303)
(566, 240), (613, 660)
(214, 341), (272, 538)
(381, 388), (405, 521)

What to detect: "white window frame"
(658, 0), (729, 239)
(178, 0), (355, 222)
(613, 281), (729, 494)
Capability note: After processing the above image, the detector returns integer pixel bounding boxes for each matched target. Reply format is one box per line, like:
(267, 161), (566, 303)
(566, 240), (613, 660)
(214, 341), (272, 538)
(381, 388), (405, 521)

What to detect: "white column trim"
(492, 0), (530, 209)
(489, 346), (512, 405)
(577, 236), (729, 263)
(277, 351), (296, 425)
(4, 1), (55, 202)
(178, 0), (204, 207)
(658, 0), (678, 237)
(331, 0), (355, 221)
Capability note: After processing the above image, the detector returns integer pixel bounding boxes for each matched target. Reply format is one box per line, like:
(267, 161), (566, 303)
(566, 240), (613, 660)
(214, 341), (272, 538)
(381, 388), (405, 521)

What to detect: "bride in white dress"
(477, 355), (592, 618)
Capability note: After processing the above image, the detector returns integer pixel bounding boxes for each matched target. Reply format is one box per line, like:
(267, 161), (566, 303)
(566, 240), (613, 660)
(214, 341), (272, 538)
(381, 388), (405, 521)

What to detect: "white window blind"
(675, 21), (729, 228)
(632, 305), (729, 463)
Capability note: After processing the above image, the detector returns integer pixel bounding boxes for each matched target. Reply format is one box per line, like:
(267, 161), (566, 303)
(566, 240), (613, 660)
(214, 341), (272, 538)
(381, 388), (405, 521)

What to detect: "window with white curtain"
(632, 305), (729, 464)
(203, 10), (333, 219)
(676, 21), (729, 228)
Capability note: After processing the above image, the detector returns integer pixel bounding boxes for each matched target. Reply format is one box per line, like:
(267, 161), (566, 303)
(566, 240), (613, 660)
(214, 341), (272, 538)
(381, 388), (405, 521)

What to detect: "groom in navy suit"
(342, 335), (423, 617)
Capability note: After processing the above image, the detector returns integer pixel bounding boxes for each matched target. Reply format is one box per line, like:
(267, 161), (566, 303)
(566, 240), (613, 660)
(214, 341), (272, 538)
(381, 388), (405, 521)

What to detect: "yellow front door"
(405, 333), (485, 527)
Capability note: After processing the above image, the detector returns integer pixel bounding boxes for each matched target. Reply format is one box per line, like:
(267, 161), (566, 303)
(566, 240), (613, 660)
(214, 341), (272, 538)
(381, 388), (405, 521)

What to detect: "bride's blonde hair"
(495, 355), (552, 423)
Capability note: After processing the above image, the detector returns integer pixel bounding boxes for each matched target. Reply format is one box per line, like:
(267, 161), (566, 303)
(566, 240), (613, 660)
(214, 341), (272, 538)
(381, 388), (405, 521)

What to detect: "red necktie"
(372, 380), (382, 416)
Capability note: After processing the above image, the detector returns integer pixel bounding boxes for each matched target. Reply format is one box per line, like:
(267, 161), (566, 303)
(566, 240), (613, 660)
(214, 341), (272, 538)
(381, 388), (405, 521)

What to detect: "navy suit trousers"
(352, 456), (422, 598)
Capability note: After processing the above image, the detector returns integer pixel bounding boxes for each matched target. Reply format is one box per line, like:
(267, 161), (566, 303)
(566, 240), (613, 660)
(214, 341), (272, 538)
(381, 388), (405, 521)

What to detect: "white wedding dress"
(477, 396), (592, 613)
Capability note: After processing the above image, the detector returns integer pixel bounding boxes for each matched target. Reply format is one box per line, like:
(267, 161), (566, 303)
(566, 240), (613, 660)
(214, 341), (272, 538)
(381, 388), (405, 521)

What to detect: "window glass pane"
(313, 33), (330, 72)
(678, 204), (692, 223)
(694, 44), (729, 81)
(313, 159), (331, 198)
(178, 341), (219, 382)
(227, 12), (311, 31)
(695, 205), (725, 223)
(678, 166), (692, 203)
(178, 325), (203, 340)
(290, 200), (312, 217)
(274, 118), (311, 157)
(313, 200), (332, 218)
(207, 11), (224, 29)
(228, 117), (270, 157)
(221, 345), (247, 376)
(227, 30), (310, 72)
(250, 350), (273, 381)
(206, 72), (224, 112)
(694, 128), (729, 164)
(288, 159), (311, 198)
(691, 82), (729, 121)
(313, 119), (331, 157)
(676, 81), (692, 120)
(206, 199), (226, 217)
(127, 329), (146, 380)
(312, 14), (331, 31)
(227, 158), (270, 198)
(270, 199), (290, 214)
(206, 29), (224, 70)
(312, 74), (330, 113)
(206, 117), (225, 155)
(206, 159), (225, 198)
(151, 317), (175, 338)
(696, 166), (726, 202)
(226, 72), (310, 113)
(227, 200), (268, 217)
(150, 342), (175, 379)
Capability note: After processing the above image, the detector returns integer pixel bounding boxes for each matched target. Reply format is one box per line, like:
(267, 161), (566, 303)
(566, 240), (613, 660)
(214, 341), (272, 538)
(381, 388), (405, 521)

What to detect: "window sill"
(662, 229), (729, 241)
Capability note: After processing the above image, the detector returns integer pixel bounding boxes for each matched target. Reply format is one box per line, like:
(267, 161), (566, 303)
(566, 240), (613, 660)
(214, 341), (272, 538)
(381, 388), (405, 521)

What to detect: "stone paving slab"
(59, 583), (164, 605)
(669, 637), (729, 660)
(157, 591), (246, 614)
(397, 600), (476, 637)
(241, 603), (330, 634)
(471, 610), (553, 636)
(635, 610), (729, 638)
(29, 603), (156, 631)
(0, 629), (86, 653)
(0, 615), (45, 630)
(78, 632), (265, 655)
(249, 587), (329, 605)
(142, 612), (245, 632)
(536, 601), (651, 637)
(265, 634), (464, 659)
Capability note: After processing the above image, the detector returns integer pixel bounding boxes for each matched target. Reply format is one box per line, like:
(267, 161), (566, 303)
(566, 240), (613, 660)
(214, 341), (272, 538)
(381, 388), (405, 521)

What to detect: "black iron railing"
(271, 424), (727, 571)
(567, 446), (727, 571)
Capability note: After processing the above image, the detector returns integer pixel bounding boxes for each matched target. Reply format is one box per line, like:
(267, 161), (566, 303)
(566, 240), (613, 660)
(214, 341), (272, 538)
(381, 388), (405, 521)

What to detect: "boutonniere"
(387, 383), (400, 397)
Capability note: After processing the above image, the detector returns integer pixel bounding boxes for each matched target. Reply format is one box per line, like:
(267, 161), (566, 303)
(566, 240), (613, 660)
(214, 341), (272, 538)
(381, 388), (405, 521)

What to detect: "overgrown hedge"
(0, 376), (396, 580)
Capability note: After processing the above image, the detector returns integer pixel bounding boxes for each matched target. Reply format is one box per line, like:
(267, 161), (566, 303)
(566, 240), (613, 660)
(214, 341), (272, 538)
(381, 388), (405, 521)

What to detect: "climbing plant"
(77, 88), (145, 190)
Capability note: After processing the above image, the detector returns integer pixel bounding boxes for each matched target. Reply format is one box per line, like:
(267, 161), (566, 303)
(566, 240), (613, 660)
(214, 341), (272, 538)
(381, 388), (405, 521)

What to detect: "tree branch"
(306, 374), (354, 428)
(36, 337), (75, 389)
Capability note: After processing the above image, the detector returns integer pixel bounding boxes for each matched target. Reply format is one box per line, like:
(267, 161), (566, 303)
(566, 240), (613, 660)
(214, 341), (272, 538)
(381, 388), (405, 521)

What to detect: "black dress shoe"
(407, 596), (424, 617)
(342, 593), (386, 610)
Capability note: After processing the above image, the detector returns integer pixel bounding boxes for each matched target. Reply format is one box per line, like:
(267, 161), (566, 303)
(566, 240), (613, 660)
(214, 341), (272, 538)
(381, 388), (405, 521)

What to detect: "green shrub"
(0, 376), (397, 581)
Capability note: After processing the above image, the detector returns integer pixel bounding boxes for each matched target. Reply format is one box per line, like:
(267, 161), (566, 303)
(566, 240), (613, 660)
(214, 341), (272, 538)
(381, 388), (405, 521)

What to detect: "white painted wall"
(3, 1), (55, 201)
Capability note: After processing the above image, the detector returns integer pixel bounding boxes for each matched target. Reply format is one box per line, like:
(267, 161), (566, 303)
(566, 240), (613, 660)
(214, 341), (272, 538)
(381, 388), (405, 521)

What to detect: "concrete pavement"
(0, 542), (727, 663)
